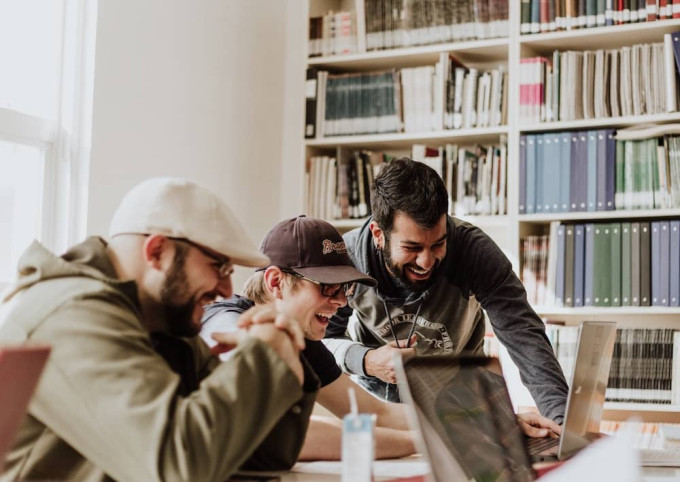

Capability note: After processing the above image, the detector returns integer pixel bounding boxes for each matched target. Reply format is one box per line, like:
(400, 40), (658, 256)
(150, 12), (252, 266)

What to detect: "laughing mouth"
(407, 266), (431, 276)
(315, 312), (334, 324)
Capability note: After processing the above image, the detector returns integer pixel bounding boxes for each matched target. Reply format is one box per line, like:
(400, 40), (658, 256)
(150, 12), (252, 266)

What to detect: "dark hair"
(370, 157), (448, 233)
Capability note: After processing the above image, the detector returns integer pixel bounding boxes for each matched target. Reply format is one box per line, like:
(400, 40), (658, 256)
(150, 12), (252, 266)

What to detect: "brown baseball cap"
(260, 216), (377, 287)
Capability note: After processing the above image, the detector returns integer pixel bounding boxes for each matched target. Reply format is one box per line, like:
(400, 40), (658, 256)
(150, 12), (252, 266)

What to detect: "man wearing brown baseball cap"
(203, 216), (417, 461)
(0, 178), (314, 480)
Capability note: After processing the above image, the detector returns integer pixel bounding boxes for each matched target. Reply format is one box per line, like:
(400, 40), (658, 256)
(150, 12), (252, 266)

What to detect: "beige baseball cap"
(108, 177), (269, 267)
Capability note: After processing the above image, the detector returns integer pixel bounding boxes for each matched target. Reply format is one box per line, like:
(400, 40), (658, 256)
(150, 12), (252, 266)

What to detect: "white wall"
(88, 0), (306, 287)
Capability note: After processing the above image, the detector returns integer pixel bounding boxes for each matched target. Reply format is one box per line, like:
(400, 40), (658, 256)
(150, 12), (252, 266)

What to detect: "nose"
(416, 249), (436, 270)
(216, 276), (233, 299)
(329, 290), (348, 307)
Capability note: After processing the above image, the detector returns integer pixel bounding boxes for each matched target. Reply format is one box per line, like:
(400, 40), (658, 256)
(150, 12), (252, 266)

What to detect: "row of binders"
(519, 34), (680, 124)
(304, 58), (507, 138)
(519, 129), (680, 214)
(521, 219), (680, 307)
(305, 140), (508, 221)
(521, 0), (680, 35)
(547, 325), (680, 405)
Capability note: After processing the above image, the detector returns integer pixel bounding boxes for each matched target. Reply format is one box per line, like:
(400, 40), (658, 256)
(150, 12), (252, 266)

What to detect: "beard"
(383, 236), (441, 293)
(160, 244), (201, 337)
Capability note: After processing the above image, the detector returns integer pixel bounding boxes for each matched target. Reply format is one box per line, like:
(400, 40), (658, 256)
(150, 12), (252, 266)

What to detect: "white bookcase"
(302, 0), (680, 422)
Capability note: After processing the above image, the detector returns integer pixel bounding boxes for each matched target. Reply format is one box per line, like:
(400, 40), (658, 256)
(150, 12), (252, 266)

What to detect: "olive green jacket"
(0, 237), (316, 481)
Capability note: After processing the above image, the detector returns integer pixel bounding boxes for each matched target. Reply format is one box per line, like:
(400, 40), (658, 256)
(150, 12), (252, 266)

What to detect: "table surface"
(235, 455), (680, 481)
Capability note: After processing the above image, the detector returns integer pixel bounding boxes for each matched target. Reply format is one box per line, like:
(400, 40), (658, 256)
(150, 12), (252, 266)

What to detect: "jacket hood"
(2, 237), (133, 304)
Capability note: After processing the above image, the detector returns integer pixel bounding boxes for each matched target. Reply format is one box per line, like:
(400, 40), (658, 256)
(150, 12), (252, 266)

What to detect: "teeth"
(408, 266), (430, 275)
(315, 312), (334, 319)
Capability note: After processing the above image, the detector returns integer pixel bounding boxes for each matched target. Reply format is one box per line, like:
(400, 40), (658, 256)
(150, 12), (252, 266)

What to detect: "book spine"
(574, 224), (586, 306)
(671, 220), (680, 306)
(640, 221), (652, 306)
(565, 224), (575, 307)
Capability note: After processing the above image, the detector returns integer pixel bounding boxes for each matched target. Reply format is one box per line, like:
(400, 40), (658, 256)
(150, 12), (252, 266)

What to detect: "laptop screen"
(0, 345), (50, 472)
(558, 321), (617, 459)
(397, 356), (534, 482)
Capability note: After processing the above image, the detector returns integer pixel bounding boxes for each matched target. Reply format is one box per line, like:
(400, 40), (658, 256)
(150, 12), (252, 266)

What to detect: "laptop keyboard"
(526, 436), (560, 454)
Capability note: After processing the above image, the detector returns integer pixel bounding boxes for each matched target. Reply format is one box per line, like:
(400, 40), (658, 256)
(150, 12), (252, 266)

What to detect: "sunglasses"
(171, 237), (234, 279)
(282, 268), (357, 298)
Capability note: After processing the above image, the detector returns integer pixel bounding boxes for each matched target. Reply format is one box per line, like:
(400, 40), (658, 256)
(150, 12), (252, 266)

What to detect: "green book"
(640, 221), (652, 306)
(631, 222), (641, 306)
(620, 222), (632, 306)
(610, 222), (622, 307)
(594, 223), (612, 306)
(615, 140), (625, 209)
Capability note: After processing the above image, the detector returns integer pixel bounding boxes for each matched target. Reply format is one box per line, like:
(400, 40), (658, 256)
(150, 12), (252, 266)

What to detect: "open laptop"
(526, 320), (617, 461)
(394, 321), (616, 481)
(0, 345), (51, 472)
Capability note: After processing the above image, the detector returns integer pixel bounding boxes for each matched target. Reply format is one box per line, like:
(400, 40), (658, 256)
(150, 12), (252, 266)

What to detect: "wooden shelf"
(307, 37), (509, 71)
(331, 218), (367, 229)
(520, 112), (680, 133)
(520, 18), (680, 53)
(306, 126), (509, 149)
(519, 208), (680, 223)
(604, 402), (680, 422)
(534, 306), (680, 316)
(605, 402), (680, 412)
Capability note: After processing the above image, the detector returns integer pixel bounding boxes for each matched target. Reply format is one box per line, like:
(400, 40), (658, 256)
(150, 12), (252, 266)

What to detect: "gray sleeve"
(480, 268), (569, 423)
(325, 304), (372, 376)
(458, 226), (568, 423)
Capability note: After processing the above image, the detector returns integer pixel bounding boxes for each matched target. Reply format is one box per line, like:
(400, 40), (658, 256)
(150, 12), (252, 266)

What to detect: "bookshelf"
(301, 1), (680, 422)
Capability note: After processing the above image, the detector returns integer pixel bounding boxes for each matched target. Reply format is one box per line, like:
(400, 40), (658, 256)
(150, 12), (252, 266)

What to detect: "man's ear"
(369, 221), (385, 249)
(263, 266), (285, 299)
(142, 235), (172, 270)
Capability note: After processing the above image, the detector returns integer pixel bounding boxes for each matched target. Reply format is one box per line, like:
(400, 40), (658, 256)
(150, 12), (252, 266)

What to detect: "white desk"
(238, 456), (680, 481)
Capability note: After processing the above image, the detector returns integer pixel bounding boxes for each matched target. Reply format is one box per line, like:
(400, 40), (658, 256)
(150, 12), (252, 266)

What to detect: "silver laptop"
(527, 321), (617, 461)
(394, 321), (616, 481)
(395, 355), (534, 482)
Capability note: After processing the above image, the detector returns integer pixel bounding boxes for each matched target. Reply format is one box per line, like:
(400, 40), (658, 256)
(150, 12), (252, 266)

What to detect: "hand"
(517, 412), (562, 438)
(364, 337), (416, 384)
(236, 302), (306, 350)
(211, 325), (304, 385)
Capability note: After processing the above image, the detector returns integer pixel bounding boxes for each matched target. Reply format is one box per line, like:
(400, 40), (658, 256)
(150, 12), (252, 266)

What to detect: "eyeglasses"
(282, 269), (356, 298)
(171, 238), (234, 279)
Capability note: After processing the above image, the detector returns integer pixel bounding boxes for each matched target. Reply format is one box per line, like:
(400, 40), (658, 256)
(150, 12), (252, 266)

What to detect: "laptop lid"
(0, 345), (50, 472)
(395, 355), (534, 482)
(557, 321), (617, 459)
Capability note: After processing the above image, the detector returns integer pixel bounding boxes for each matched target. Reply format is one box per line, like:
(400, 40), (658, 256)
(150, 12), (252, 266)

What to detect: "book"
(621, 222), (632, 306)
(574, 224), (586, 306)
(640, 221), (652, 306)
(671, 220), (680, 306)
(564, 224), (575, 307)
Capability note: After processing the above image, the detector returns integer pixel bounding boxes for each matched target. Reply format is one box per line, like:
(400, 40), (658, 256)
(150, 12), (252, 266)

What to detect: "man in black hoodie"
(324, 158), (569, 426)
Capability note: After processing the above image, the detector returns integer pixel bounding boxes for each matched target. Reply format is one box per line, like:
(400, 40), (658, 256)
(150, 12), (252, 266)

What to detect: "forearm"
(375, 401), (411, 430)
(298, 416), (416, 461)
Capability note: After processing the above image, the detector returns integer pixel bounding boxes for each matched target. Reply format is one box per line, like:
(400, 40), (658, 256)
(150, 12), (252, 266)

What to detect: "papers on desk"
(539, 428), (641, 482)
(640, 449), (680, 467)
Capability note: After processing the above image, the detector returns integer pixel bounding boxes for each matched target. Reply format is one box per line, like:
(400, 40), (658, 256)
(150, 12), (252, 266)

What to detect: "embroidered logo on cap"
(322, 239), (347, 255)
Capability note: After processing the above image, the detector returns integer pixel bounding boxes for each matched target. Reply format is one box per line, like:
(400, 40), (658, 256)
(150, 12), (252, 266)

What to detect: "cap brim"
(228, 250), (270, 268)
(293, 265), (377, 287)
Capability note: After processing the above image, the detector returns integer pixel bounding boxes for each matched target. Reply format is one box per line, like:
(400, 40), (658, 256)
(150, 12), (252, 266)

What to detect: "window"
(0, 0), (97, 285)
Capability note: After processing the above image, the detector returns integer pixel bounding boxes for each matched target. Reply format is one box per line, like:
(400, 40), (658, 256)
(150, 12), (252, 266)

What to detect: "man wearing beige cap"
(0, 178), (315, 481)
